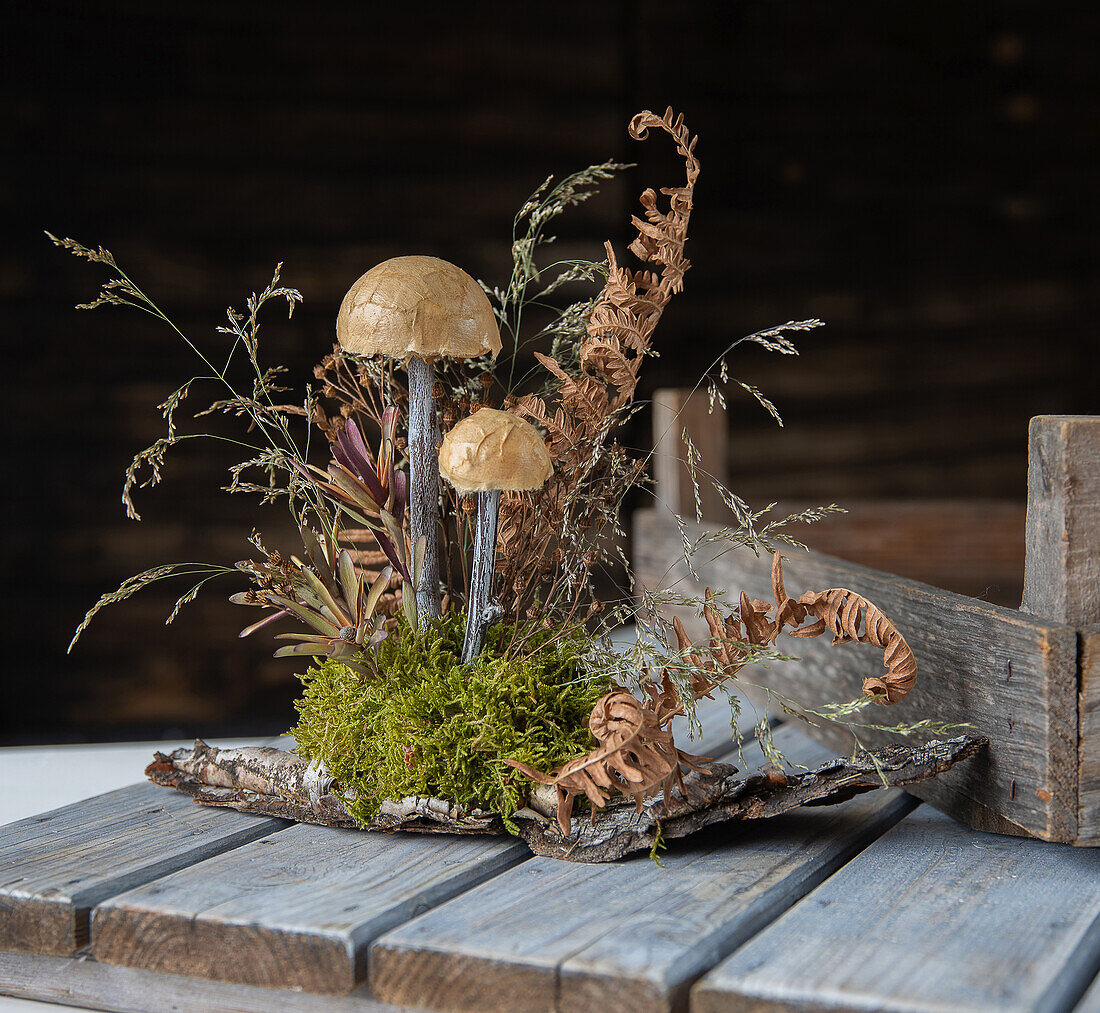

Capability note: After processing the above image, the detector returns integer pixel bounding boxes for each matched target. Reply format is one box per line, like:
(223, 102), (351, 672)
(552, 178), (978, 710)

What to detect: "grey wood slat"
(92, 823), (530, 993)
(0, 781), (285, 957)
(1075, 967), (1100, 1013)
(1022, 416), (1100, 630)
(692, 806), (1100, 1013)
(634, 506), (1080, 843)
(0, 949), (404, 1013)
(1080, 627), (1100, 846)
(369, 725), (917, 1013)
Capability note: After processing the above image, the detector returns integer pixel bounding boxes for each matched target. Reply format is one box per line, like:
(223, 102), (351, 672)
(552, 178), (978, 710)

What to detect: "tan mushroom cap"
(439, 408), (553, 494)
(337, 255), (502, 363)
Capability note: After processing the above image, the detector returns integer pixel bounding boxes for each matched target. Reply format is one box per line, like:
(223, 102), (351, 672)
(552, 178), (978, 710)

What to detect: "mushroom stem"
(462, 488), (501, 663)
(407, 355), (441, 626)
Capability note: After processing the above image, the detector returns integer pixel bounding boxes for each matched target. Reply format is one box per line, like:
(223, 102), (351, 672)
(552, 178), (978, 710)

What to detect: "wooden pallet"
(646, 401), (1100, 846)
(2, 705), (1099, 1012)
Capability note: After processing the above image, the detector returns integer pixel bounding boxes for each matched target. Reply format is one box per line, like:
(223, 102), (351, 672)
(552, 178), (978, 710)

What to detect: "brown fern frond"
(506, 686), (707, 837)
(768, 552), (918, 703)
(495, 109), (701, 620)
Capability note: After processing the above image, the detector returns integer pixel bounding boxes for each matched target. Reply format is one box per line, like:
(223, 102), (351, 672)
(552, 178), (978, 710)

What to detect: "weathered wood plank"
(769, 498), (1025, 606)
(1080, 627), (1100, 847)
(1075, 967), (1100, 1013)
(652, 388), (730, 523)
(1022, 416), (1100, 628)
(0, 949), (401, 1013)
(648, 391), (1026, 604)
(692, 805), (1100, 1013)
(634, 507), (1080, 842)
(369, 726), (917, 1013)
(0, 782), (285, 957)
(92, 826), (529, 993)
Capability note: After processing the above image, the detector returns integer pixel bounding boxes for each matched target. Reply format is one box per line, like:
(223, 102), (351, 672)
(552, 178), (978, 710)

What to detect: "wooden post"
(1022, 417), (1100, 845)
(1021, 415), (1100, 627)
(651, 388), (730, 521)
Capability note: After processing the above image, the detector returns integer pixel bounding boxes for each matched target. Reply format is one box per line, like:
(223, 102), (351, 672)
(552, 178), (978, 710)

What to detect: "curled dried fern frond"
(768, 554), (917, 704)
(506, 686), (707, 837)
(682, 553), (918, 706)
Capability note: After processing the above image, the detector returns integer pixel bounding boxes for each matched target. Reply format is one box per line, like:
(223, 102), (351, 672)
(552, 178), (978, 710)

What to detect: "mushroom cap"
(439, 408), (553, 494)
(337, 255), (502, 363)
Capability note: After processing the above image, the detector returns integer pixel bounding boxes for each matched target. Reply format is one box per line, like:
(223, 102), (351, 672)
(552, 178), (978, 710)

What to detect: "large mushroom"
(337, 256), (501, 627)
(439, 407), (552, 662)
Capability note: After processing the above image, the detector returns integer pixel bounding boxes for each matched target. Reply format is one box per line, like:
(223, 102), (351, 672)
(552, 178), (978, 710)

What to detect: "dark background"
(2, 2), (1096, 743)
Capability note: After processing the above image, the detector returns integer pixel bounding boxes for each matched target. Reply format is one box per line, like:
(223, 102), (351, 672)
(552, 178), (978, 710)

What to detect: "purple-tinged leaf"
(338, 549), (359, 616)
(374, 531), (409, 582)
(380, 510), (411, 581)
(335, 420), (380, 485)
(341, 418), (374, 467)
(392, 470), (408, 527)
(238, 609), (289, 638)
(274, 643), (329, 659)
(328, 464), (383, 513)
(289, 458), (314, 483)
(401, 587), (417, 628)
(302, 568), (351, 627)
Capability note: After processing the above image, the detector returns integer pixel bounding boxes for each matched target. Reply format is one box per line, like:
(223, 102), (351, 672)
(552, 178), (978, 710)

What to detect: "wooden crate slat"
(1075, 968), (1100, 1013)
(0, 782), (285, 957)
(91, 825), (529, 994)
(368, 726), (917, 1013)
(1079, 627), (1100, 846)
(692, 806), (1100, 1013)
(0, 950), (400, 1013)
(634, 507), (1080, 843)
(1022, 416), (1100, 630)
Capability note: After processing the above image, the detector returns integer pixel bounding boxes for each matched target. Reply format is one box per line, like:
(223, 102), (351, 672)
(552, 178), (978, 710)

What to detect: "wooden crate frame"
(637, 397), (1099, 845)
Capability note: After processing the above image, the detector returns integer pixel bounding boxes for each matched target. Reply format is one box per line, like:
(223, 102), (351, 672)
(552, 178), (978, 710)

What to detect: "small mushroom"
(338, 256), (501, 627)
(439, 408), (553, 663)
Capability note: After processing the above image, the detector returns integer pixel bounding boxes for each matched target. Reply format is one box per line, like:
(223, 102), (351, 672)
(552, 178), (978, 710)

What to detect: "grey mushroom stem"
(407, 356), (441, 626)
(462, 488), (502, 663)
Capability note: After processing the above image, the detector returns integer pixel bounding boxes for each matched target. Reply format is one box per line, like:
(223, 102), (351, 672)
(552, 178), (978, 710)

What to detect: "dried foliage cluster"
(499, 109), (700, 629)
(510, 552), (917, 835)
(60, 106), (950, 839)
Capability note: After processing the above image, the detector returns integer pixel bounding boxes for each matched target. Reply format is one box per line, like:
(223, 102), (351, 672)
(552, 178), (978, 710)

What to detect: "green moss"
(290, 611), (609, 831)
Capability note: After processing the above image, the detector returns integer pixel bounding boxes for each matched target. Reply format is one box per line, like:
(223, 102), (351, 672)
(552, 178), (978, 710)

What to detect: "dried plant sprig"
(47, 232), (312, 522)
(68, 562), (239, 652)
(496, 108), (701, 633)
(508, 551), (920, 836)
(52, 236), (350, 644)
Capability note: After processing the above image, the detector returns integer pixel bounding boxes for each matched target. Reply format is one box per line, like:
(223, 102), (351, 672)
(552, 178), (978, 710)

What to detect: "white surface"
(0, 736), (277, 1011)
